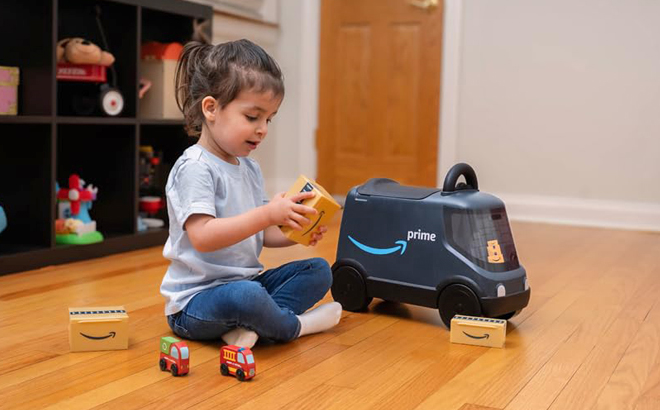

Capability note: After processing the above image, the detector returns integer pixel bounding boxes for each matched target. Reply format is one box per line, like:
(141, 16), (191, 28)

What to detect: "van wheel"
(171, 364), (178, 376)
(221, 363), (229, 376)
(331, 265), (372, 312)
(237, 369), (246, 382)
(438, 284), (482, 328)
(497, 310), (520, 320)
(159, 359), (167, 371)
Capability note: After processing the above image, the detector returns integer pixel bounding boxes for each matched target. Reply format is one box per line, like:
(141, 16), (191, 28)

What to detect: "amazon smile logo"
(80, 331), (117, 340)
(348, 236), (408, 255)
(348, 229), (437, 256)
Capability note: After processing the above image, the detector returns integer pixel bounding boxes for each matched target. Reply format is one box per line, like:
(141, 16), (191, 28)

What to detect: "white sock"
(297, 302), (342, 337)
(221, 327), (259, 348)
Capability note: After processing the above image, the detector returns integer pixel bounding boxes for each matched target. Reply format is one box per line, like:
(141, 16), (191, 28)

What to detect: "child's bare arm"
(186, 191), (317, 252)
(263, 225), (296, 248)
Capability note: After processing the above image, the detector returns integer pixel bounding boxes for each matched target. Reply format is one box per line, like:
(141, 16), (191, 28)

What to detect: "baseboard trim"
(496, 193), (660, 232)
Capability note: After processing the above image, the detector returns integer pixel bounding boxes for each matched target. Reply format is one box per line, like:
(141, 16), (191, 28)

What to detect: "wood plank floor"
(1, 213), (660, 410)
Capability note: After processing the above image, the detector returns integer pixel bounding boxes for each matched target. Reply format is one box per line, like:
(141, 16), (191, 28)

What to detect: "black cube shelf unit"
(0, 0), (212, 275)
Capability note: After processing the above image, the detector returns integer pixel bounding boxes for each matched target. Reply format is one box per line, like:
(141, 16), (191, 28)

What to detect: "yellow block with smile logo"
(69, 306), (129, 352)
(280, 175), (341, 246)
(450, 315), (507, 348)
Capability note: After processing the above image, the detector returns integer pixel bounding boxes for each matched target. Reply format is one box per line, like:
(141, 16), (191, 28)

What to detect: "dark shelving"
(0, 0), (212, 275)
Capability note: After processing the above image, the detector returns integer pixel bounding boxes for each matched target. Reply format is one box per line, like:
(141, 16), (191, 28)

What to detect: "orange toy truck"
(220, 345), (256, 381)
(159, 336), (190, 376)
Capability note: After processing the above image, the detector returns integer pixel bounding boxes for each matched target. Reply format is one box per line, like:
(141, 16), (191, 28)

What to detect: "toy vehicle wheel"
(171, 364), (178, 377)
(99, 86), (124, 116)
(497, 310), (520, 320)
(220, 363), (229, 376)
(331, 265), (372, 312)
(438, 284), (482, 328)
(237, 369), (246, 382)
(159, 358), (167, 371)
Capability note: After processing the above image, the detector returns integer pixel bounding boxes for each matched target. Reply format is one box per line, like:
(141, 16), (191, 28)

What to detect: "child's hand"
(308, 225), (328, 246)
(267, 191), (318, 230)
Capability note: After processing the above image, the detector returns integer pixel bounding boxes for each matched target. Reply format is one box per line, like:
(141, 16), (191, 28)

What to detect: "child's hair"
(175, 39), (284, 137)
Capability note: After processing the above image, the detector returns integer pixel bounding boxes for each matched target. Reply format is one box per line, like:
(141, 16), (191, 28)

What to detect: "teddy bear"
(57, 38), (115, 66)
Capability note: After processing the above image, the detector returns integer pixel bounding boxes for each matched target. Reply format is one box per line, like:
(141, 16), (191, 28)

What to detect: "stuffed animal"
(57, 38), (115, 66)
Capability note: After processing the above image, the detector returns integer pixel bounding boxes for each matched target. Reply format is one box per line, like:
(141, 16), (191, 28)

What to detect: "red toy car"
(220, 345), (256, 381)
(159, 336), (190, 376)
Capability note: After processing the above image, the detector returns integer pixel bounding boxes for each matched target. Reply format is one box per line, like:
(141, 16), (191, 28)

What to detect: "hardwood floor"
(1, 214), (659, 410)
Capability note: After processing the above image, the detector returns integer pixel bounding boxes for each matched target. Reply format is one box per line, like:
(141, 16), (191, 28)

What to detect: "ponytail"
(175, 41), (210, 137)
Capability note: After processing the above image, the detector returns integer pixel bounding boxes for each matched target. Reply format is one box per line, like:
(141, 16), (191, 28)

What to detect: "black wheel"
(438, 284), (482, 328)
(159, 358), (167, 371)
(331, 265), (372, 312)
(220, 363), (229, 376)
(171, 364), (178, 377)
(237, 369), (246, 382)
(497, 310), (520, 321)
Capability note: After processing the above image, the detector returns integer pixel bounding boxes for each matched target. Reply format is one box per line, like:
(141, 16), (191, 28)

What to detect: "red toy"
(220, 345), (256, 381)
(159, 336), (189, 376)
(57, 174), (94, 216)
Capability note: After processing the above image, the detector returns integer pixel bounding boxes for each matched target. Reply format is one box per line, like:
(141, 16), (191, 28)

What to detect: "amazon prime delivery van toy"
(331, 163), (530, 328)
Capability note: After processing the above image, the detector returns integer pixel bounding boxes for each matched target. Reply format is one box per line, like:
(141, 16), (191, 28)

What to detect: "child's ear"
(201, 96), (218, 120)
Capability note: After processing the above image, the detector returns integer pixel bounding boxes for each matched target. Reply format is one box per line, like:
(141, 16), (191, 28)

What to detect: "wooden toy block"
(450, 315), (507, 348)
(68, 306), (128, 352)
(280, 175), (341, 246)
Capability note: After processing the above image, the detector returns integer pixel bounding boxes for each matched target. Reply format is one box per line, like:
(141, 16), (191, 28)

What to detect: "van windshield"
(444, 207), (520, 272)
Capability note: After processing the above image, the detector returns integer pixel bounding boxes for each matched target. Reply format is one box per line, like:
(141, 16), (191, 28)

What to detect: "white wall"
(211, 1), (318, 197)
(217, 0), (660, 231)
(442, 0), (660, 230)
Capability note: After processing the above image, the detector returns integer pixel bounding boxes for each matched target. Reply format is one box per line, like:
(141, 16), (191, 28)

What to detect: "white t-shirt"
(160, 144), (269, 315)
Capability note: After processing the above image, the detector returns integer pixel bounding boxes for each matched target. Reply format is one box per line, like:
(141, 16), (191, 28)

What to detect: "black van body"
(331, 163), (531, 328)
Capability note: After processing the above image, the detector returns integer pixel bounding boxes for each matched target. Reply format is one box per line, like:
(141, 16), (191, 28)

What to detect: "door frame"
(298, 0), (463, 188)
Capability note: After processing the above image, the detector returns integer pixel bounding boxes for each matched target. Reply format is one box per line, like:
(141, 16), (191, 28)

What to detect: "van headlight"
(496, 284), (506, 297)
(524, 277), (529, 291)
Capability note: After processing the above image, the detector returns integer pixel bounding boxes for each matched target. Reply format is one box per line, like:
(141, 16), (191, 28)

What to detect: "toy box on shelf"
(139, 42), (184, 119)
(0, 66), (19, 115)
(55, 174), (104, 245)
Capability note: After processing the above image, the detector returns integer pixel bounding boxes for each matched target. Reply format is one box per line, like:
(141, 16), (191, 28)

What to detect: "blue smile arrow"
(348, 236), (407, 255)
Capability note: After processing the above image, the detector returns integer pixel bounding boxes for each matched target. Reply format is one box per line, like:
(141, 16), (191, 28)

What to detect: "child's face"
(200, 89), (282, 165)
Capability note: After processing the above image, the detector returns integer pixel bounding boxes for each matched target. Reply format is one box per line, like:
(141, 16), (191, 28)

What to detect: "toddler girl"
(160, 39), (341, 348)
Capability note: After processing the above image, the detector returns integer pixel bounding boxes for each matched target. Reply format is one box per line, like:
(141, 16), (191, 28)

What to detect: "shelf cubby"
(56, 0), (139, 118)
(0, 0), (212, 275)
(0, 124), (53, 255)
(0, 0), (54, 116)
(56, 124), (137, 237)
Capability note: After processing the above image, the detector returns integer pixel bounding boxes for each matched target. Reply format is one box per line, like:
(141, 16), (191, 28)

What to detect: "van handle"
(443, 163), (479, 192)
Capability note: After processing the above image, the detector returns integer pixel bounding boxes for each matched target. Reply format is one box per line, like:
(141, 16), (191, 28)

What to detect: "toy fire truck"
(158, 336), (190, 376)
(220, 345), (256, 381)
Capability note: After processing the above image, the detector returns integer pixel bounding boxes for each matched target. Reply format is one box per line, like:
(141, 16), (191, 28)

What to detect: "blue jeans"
(167, 257), (332, 342)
